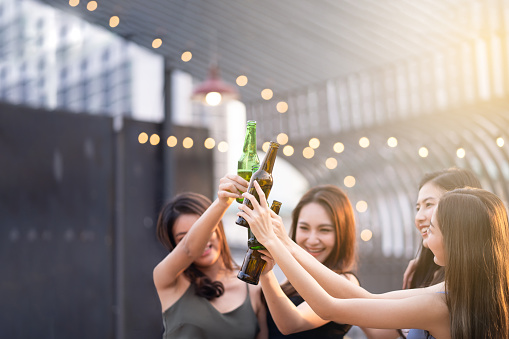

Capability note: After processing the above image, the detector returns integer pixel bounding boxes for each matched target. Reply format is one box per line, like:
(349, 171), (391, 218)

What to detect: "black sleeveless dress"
(267, 294), (352, 338)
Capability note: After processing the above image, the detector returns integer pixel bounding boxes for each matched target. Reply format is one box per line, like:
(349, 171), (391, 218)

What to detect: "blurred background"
(1, 0), (509, 338)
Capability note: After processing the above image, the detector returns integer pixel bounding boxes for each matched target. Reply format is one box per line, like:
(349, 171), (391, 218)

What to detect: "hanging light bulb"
(191, 64), (239, 106)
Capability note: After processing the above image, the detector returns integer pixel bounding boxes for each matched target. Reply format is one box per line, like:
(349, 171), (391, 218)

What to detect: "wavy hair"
(156, 192), (235, 300)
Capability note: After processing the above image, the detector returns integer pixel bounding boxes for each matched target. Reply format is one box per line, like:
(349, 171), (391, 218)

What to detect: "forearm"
(286, 241), (371, 299)
(183, 198), (230, 255)
(260, 272), (319, 334)
(263, 237), (338, 321)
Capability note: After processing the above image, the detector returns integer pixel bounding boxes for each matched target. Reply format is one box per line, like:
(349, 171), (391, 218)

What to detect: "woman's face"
(172, 214), (221, 267)
(295, 202), (336, 264)
(415, 182), (446, 248)
(426, 209), (445, 266)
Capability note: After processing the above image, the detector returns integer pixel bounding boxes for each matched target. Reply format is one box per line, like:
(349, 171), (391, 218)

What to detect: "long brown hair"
(282, 185), (357, 296)
(156, 192), (235, 300)
(410, 168), (481, 289)
(439, 188), (509, 338)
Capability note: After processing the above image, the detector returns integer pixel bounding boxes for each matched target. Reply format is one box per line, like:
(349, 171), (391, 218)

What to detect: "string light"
(360, 229), (373, 242)
(181, 51), (192, 62)
(333, 142), (344, 153)
(261, 89), (273, 100)
(456, 148), (465, 158)
(497, 137), (504, 147)
(276, 101), (288, 113)
(152, 38), (162, 49)
(419, 147), (428, 158)
(277, 133), (288, 145)
(309, 138), (320, 149)
(344, 176), (356, 187)
(283, 145), (294, 156)
(325, 158), (337, 169)
(204, 138), (215, 149)
(183, 137), (194, 148)
(236, 75), (248, 87)
(138, 132), (148, 144)
(359, 137), (370, 148)
(150, 134), (160, 145)
(262, 142), (270, 152)
(109, 16), (120, 27)
(303, 147), (315, 159)
(387, 137), (398, 147)
(167, 136), (177, 147)
(218, 141), (229, 152)
(69, 0), (79, 7)
(86, 1), (97, 11)
(356, 200), (368, 212)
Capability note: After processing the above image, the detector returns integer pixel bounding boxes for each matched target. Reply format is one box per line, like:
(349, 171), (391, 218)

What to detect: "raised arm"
(153, 175), (247, 292)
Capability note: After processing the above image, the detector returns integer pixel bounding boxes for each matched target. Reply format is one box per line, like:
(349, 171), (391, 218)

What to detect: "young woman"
(241, 182), (509, 339)
(402, 168), (482, 290)
(260, 185), (358, 338)
(153, 174), (268, 339)
(260, 185), (397, 339)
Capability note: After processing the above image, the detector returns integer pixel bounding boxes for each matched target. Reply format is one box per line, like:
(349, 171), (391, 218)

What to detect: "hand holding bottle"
(238, 180), (279, 248)
(217, 174), (249, 206)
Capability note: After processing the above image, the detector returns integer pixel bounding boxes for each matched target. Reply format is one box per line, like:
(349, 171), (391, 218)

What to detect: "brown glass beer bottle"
(235, 141), (279, 227)
(237, 200), (282, 285)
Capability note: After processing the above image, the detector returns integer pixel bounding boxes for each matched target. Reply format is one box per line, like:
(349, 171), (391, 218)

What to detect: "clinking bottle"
(235, 141), (279, 228)
(236, 121), (260, 203)
(237, 200), (282, 285)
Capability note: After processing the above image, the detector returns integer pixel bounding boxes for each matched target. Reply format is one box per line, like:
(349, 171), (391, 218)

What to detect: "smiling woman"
(152, 174), (268, 339)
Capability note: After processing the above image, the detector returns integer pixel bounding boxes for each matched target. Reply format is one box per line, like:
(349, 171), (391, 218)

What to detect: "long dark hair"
(156, 192), (235, 300)
(281, 185), (357, 296)
(409, 168), (481, 289)
(439, 188), (509, 338)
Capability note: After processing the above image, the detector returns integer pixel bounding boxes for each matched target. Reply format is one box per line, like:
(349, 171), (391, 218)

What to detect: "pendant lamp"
(191, 64), (239, 106)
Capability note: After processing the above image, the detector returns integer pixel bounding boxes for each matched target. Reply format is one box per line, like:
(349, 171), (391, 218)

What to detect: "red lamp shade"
(191, 64), (239, 105)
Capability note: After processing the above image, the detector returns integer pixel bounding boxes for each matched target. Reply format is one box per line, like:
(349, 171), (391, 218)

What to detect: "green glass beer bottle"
(235, 141), (279, 227)
(236, 121), (260, 203)
(237, 200), (282, 285)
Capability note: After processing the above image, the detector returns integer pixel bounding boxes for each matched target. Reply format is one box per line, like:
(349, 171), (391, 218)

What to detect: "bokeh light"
(183, 137), (193, 148)
(261, 88), (273, 100)
(181, 51), (192, 62)
(497, 137), (504, 147)
(344, 175), (356, 187)
(303, 147), (315, 159)
(138, 132), (148, 144)
(218, 141), (229, 152)
(276, 101), (288, 113)
(360, 229), (373, 242)
(387, 137), (398, 147)
(167, 136), (177, 147)
(309, 138), (320, 149)
(359, 137), (370, 148)
(150, 134), (160, 145)
(236, 75), (248, 86)
(277, 133), (288, 145)
(204, 138), (215, 149)
(283, 145), (294, 156)
(456, 148), (465, 158)
(152, 38), (162, 48)
(333, 142), (344, 153)
(325, 158), (337, 169)
(418, 147), (428, 158)
(356, 200), (368, 212)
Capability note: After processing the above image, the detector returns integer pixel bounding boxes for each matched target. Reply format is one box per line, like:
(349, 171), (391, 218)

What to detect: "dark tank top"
(267, 294), (351, 338)
(162, 283), (259, 339)
(406, 329), (436, 339)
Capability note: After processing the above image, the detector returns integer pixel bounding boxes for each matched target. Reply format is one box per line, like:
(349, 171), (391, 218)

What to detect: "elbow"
(313, 301), (335, 322)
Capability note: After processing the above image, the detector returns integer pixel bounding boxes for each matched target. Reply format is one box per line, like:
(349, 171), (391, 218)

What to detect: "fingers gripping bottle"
(237, 200), (282, 285)
(236, 121), (260, 203)
(235, 141), (279, 227)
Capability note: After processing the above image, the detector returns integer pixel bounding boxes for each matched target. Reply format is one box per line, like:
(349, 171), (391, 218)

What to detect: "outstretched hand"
(217, 174), (249, 205)
(237, 181), (277, 247)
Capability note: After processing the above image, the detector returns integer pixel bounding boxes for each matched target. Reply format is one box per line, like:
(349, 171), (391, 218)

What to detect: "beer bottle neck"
(260, 144), (279, 173)
(243, 123), (257, 154)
